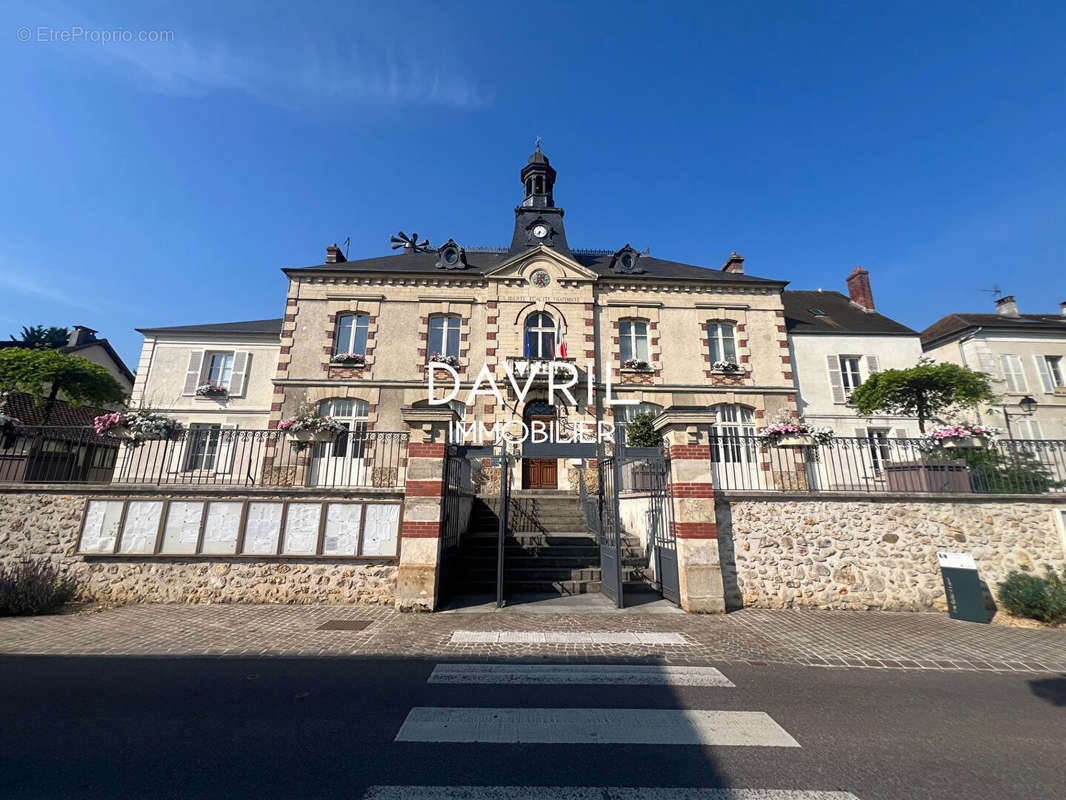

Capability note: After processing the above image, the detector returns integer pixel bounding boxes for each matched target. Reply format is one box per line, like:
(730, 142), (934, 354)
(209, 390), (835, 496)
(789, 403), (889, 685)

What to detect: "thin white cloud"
(0, 268), (98, 312)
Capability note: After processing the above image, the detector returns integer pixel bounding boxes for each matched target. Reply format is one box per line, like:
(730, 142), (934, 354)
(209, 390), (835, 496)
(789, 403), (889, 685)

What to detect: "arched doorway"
(521, 400), (557, 489)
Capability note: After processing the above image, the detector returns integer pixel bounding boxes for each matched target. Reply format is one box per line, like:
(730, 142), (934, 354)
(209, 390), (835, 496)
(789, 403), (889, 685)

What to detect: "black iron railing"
(0, 426), (119, 484)
(0, 427), (409, 488)
(711, 435), (1066, 495)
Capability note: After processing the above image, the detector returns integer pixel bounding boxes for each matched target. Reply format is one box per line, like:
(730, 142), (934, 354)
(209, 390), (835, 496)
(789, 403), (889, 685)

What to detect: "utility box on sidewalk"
(936, 551), (990, 624)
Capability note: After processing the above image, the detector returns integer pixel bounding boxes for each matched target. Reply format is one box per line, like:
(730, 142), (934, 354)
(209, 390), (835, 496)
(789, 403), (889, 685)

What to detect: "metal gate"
(596, 431), (624, 608)
(640, 450), (679, 605)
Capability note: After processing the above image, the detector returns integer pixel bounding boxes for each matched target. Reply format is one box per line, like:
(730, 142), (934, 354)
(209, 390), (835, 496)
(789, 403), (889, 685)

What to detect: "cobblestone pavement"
(0, 604), (1063, 673)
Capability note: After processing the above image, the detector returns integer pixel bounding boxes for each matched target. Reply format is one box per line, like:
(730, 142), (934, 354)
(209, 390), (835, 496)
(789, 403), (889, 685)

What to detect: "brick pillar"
(653, 409), (726, 613)
(395, 407), (455, 612)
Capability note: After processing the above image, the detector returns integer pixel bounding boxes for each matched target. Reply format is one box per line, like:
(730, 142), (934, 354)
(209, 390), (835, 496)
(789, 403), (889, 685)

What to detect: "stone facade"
(0, 491), (396, 606)
(716, 495), (1066, 611)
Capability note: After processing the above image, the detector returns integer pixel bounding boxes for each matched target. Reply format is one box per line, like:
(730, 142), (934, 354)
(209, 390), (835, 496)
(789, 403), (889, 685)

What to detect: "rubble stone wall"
(716, 495), (1066, 611)
(0, 490), (397, 606)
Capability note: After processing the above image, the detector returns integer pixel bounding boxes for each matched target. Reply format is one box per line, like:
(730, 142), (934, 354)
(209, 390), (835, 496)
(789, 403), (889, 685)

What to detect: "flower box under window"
(195, 384), (228, 398)
(622, 359), (651, 372)
(711, 360), (741, 373)
(331, 353), (366, 366)
(428, 353), (460, 367)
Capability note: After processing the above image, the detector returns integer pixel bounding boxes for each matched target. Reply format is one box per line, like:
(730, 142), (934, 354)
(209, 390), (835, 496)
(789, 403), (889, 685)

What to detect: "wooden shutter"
(166, 434), (188, 473)
(827, 355), (846, 403)
(215, 423), (238, 475)
(865, 355), (880, 376)
(228, 352), (251, 397)
(894, 428), (908, 439)
(182, 351), (205, 396)
(1035, 356), (1055, 393)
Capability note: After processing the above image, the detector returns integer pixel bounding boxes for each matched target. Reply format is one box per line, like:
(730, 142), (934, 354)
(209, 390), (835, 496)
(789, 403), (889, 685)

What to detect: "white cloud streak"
(0, 268), (98, 312)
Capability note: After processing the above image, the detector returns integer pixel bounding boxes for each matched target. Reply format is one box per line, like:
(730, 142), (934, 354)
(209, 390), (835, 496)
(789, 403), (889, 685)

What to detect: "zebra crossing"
(364, 655), (861, 799)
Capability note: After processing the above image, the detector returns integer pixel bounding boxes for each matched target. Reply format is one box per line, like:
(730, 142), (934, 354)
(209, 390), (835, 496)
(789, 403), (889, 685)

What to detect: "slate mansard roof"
(136, 319), (285, 336)
(920, 312), (1066, 349)
(283, 249), (788, 287)
(782, 290), (918, 336)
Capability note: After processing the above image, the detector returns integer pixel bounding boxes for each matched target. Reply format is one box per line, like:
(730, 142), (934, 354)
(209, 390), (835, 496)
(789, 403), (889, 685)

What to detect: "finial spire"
(535, 136), (542, 152)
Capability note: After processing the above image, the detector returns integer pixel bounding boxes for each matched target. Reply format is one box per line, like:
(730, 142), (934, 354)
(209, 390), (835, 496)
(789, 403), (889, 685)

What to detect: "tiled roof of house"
(1, 392), (102, 426)
(136, 318), (285, 336)
(921, 313), (1066, 348)
(783, 290), (917, 336)
(284, 250), (787, 287)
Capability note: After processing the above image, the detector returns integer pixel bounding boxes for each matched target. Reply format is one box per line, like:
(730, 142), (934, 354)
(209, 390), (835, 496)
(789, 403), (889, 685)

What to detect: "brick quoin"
(401, 521), (441, 538)
(405, 480), (443, 497)
(669, 482), (716, 498)
(674, 521), (718, 539)
(408, 443), (446, 458)
(668, 444), (711, 460)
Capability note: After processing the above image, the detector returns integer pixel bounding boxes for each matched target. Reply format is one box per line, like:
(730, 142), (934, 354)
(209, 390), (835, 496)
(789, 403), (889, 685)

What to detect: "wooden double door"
(522, 414), (558, 489)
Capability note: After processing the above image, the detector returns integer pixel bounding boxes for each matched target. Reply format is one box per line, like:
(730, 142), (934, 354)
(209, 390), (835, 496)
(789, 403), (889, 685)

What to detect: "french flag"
(555, 318), (567, 359)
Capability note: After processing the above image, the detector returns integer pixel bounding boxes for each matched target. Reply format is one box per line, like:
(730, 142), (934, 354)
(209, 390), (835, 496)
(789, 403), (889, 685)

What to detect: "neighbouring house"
(921, 296), (1066, 440)
(784, 268), (925, 441)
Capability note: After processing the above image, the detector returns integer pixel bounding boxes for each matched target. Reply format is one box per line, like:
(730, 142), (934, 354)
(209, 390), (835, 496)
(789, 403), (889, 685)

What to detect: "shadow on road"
(1028, 674), (1066, 706)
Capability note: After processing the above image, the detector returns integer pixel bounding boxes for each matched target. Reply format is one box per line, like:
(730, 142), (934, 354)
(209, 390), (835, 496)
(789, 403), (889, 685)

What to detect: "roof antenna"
(979, 285), (1003, 298)
(342, 236), (351, 259)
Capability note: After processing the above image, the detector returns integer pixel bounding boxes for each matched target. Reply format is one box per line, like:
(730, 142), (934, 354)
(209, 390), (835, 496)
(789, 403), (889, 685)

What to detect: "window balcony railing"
(503, 356), (583, 385)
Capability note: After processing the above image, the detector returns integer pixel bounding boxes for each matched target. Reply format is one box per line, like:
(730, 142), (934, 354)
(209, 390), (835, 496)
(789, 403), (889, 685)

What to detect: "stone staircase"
(457, 490), (652, 596)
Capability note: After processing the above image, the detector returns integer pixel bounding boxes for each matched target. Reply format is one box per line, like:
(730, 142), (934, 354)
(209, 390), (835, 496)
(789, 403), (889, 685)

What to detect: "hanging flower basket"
(927, 424), (997, 450)
(94, 411), (184, 447)
(278, 413), (346, 450)
(756, 422), (833, 448)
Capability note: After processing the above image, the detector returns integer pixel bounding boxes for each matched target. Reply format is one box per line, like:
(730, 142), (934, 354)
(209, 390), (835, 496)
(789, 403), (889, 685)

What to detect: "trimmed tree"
(0, 348), (126, 424)
(848, 359), (994, 433)
(624, 411), (663, 447)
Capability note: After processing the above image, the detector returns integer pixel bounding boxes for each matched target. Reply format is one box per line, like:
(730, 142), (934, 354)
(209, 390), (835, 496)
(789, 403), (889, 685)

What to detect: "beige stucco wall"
(716, 495), (1066, 611)
(131, 334), (280, 429)
(924, 331), (1066, 439)
(69, 343), (134, 395)
(0, 490), (397, 606)
(789, 332), (925, 437)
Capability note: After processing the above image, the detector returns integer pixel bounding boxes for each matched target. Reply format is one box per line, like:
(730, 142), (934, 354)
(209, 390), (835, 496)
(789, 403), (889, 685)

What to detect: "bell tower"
(509, 142), (571, 256)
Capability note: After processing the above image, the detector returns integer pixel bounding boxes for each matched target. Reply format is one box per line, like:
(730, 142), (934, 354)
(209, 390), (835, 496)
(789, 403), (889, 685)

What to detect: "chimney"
(846, 266), (875, 311)
(325, 243), (346, 264)
(995, 295), (1019, 317)
(721, 251), (745, 274)
(1059, 301), (1066, 316)
(66, 325), (97, 347)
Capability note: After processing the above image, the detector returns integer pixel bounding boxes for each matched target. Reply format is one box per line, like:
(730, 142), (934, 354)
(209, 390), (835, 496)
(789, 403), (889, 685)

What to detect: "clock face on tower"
(532, 224), (549, 240)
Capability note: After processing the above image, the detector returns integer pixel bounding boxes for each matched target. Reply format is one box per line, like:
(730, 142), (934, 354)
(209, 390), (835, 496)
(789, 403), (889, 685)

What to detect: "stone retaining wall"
(0, 490), (397, 606)
(716, 495), (1066, 611)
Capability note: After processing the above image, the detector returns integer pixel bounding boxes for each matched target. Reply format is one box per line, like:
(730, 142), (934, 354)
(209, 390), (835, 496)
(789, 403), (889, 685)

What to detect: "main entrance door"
(522, 414), (558, 489)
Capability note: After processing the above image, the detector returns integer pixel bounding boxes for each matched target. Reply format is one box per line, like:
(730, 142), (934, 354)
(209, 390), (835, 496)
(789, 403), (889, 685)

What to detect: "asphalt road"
(0, 654), (1062, 799)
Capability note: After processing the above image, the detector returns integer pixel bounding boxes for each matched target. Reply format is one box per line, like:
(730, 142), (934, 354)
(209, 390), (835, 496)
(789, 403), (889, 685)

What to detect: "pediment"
(484, 245), (598, 282)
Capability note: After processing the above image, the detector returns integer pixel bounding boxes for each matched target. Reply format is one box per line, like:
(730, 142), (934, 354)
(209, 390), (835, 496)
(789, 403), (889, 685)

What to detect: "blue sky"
(2, 0), (1065, 367)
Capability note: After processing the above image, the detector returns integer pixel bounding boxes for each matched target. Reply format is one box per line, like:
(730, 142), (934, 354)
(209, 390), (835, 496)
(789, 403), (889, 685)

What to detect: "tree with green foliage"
(931, 445), (1063, 494)
(0, 348), (126, 424)
(624, 411), (663, 447)
(849, 359), (995, 433)
(9, 325), (70, 347)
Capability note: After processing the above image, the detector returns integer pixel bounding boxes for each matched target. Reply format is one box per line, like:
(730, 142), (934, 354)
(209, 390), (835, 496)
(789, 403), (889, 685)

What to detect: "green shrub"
(0, 560), (80, 616)
(996, 567), (1066, 623)
(625, 412), (663, 447)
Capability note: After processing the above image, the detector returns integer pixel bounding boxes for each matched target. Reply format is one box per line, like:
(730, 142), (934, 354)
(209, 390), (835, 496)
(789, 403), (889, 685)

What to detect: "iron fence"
(711, 435), (1066, 495)
(0, 426), (119, 484)
(0, 427), (409, 488)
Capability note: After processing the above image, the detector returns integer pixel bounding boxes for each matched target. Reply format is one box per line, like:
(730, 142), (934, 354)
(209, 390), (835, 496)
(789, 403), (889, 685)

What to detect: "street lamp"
(1000, 395), (1037, 440)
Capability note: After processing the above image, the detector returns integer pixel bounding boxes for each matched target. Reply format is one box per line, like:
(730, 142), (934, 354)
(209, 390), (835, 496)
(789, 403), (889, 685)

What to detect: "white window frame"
(334, 313), (370, 357)
(185, 423), (222, 471)
(525, 312), (555, 359)
(839, 356), (863, 396)
(203, 352), (234, 386)
(617, 402), (663, 424)
(866, 428), (892, 474)
(619, 319), (650, 363)
(428, 314), (461, 360)
(710, 404), (757, 464)
(706, 322), (737, 364)
(1045, 355), (1065, 388)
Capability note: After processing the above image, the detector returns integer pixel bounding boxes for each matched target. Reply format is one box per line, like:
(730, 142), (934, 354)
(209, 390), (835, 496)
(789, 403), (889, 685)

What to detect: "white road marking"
(363, 788), (860, 799)
(395, 708), (800, 746)
(428, 663), (734, 687)
(448, 631), (688, 645)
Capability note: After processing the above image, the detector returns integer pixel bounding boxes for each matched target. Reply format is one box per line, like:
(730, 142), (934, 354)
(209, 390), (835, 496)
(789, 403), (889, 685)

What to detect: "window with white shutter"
(1015, 418), (1043, 440)
(865, 355), (880, 376)
(839, 356), (863, 398)
(1000, 354), (1027, 393)
(228, 352), (251, 397)
(182, 351), (205, 396)
(827, 355), (846, 404)
(1036, 355), (1064, 393)
(214, 423), (238, 474)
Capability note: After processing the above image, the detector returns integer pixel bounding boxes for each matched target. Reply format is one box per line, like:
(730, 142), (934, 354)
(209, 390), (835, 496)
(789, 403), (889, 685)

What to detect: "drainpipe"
(957, 327), (984, 425)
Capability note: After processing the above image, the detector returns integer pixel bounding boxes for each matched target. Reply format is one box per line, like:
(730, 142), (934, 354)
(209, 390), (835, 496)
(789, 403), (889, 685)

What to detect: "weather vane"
(535, 136), (542, 152)
(390, 231), (430, 253)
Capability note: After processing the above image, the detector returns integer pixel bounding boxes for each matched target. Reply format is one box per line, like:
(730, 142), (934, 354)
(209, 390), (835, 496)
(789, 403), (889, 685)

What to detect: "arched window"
(525, 312), (555, 359)
(334, 313), (369, 357)
(317, 398), (369, 458)
(706, 322), (737, 364)
(619, 319), (649, 364)
(428, 314), (461, 360)
(710, 404), (757, 464)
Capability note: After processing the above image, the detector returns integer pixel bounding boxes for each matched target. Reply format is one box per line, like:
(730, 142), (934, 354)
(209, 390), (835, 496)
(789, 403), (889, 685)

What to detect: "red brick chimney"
(722, 251), (745, 274)
(846, 266), (874, 311)
(325, 243), (346, 264)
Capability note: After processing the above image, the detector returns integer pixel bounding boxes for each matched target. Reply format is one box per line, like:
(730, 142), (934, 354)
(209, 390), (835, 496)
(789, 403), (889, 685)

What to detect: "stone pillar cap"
(401, 406), (458, 425)
(652, 407), (718, 432)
